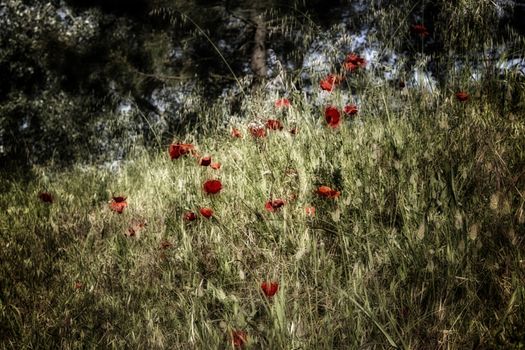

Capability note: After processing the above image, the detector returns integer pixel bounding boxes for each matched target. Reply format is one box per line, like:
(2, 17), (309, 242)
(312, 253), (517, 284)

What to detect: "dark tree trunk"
(250, 12), (267, 86)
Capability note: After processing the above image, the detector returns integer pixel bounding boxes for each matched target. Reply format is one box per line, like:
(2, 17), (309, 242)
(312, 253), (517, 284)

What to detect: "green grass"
(2, 69), (524, 349)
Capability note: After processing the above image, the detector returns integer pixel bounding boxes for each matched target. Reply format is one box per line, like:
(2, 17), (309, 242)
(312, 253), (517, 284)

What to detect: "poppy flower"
(231, 128), (242, 138)
(325, 106), (341, 128)
(110, 196), (128, 213)
(264, 199), (285, 212)
(38, 192), (53, 203)
(411, 24), (429, 38)
(343, 104), (358, 116)
(317, 186), (340, 199)
(184, 211), (197, 221)
(455, 91), (469, 102)
(305, 206), (316, 216)
(200, 207), (213, 218)
(249, 125), (266, 138)
(199, 156), (212, 166)
(73, 281), (83, 290)
(275, 98), (291, 108)
(320, 74), (342, 91)
(231, 330), (247, 348)
(261, 281), (279, 297)
(211, 162), (221, 170)
(203, 179), (222, 194)
(265, 119), (284, 131)
(169, 143), (194, 160)
(344, 53), (366, 72)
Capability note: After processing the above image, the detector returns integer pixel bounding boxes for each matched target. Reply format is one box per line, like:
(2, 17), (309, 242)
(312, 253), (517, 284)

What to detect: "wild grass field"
(1, 2), (525, 349)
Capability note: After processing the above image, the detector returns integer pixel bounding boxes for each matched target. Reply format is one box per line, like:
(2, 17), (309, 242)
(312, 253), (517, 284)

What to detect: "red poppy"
(38, 192), (53, 203)
(265, 119), (284, 131)
(343, 104), (358, 116)
(231, 330), (247, 348)
(199, 156), (212, 166)
(344, 53), (366, 72)
(200, 207), (213, 218)
(73, 281), (83, 290)
(249, 125), (266, 138)
(160, 240), (172, 249)
(305, 206), (316, 216)
(275, 98), (291, 108)
(110, 196), (128, 213)
(261, 281), (279, 297)
(320, 74), (342, 91)
(231, 128), (242, 138)
(455, 91), (469, 102)
(184, 211), (197, 221)
(325, 106), (341, 128)
(211, 162), (221, 170)
(264, 199), (285, 212)
(169, 143), (194, 160)
(203, 179), (222, 194)
(317, 186), (340, 199)
(411, 24), (429, 38)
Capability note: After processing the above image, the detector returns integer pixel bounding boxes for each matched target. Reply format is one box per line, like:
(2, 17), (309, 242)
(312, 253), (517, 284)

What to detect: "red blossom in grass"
(305, 206), (316, 216)
(344, 53), (366, 72)
(249, 125), (266, 138)
(265, 119), (284, 131)
(169, 143), (194, 160)
(184, 211), (197, 221)
(275, 98), (291, 108)
(261, 281), (279, 297)
(200, 207), (213, 218)
(343, 104), (358, 116)
(264, 199), (285, 212)
(38, 192), (53, 203)
(455, 91), (469, 102)
(411, 24), (429, 38)
(211, 162), (221, 170)
(317, 186), (341, 199)
(231, 128), (242, 138)
(320, 74), (342, 91)
(231, 330), (247, 348)
(203, 179), (222, 194)
(73, 281), (83, 290)
(110, 196), (128, 213)
(325, 106), (341, 128)
(199, 156), (212, 166)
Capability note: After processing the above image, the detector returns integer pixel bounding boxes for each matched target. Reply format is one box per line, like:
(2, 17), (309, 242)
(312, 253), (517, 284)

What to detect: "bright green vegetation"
(2, 66), (525, 349)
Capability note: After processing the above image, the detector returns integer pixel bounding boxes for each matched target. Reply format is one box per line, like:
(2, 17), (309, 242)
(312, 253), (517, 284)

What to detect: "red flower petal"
(184, 211), (197, 221)
(344, 53), (366, 72)
(320, 74), (342, 91)
(211, 162), (221, 170)
(455, 91), (469, 102)
(200, 207), (213, 218)
(317, 186), (340, 199)
(343, 104), (358, 116)
(265, 119), (284, 131)
(249, 125), (266, 138)
(261, 281), (279, 297)
(305, 206), (316, 216)
(199, 156), (212, 166)
(110, 197), (128, 213)
(169, 143), (194, 160)
(264, 198), (285, 212)
(203, 179), (222, 194)
(275, 98), (291, 108)
(231, 128), (242, 138)
(231, 330), (247, 348)
(324, 106), (341, 128)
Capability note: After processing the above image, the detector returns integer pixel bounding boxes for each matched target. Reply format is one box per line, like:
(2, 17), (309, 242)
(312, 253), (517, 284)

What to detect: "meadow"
(2, 9), (525, 350)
